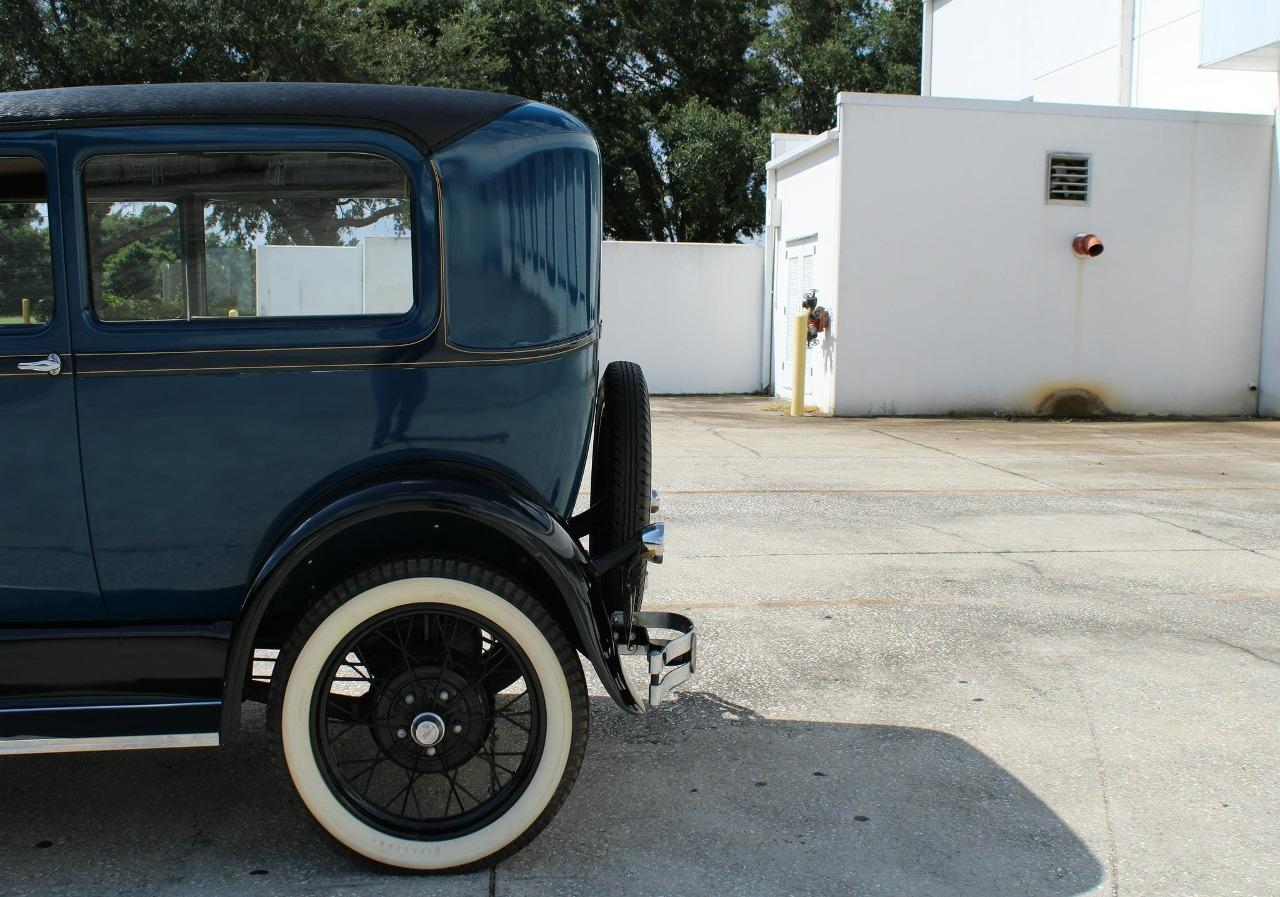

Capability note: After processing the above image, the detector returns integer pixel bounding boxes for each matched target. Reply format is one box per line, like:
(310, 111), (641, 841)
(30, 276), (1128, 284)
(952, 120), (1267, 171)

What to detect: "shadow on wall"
(0, 694), (1103, 896)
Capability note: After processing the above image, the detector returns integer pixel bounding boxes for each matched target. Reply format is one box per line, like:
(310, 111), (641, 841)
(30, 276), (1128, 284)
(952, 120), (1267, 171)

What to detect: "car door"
(59, 124), (435, 635)
(0, 135), (104, 629)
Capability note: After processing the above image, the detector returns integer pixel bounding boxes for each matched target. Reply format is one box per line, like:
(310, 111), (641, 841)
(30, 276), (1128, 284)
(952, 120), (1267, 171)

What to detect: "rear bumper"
(616, 610), (697, 707)
(574, 488), (698, 711)
(606, 512), (697, 709)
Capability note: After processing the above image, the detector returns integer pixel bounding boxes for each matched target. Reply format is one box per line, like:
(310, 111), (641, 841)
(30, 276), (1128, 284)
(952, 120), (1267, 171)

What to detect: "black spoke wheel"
(269, 557), (588, 871)
(313, 604), (543, 839)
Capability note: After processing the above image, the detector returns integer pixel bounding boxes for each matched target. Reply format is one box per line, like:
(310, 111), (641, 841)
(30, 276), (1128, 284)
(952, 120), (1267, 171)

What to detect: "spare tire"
(590, 361), (653, 617)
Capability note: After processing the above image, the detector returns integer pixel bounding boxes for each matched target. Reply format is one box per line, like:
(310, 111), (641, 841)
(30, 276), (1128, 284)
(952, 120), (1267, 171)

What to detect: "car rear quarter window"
(82, 151), (414, 322)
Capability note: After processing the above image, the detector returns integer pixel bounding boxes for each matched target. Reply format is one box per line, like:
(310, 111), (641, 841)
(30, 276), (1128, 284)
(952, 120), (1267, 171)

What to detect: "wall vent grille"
(1046, 154), (1090, 204)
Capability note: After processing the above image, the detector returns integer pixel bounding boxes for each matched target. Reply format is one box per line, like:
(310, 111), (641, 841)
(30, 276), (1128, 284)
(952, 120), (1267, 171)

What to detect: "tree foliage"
(755, 0), (923, 134)
(0, 202), (52, 321)
(88, 202), (184, 319)
(0, 0), (921, 241)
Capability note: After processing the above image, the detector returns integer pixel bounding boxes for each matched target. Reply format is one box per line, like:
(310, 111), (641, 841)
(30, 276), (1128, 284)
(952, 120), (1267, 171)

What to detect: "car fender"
(220, 476), (641, 738)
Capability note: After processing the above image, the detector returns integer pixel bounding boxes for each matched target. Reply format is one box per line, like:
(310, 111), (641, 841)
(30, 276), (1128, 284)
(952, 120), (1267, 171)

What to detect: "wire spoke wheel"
(313, 604), (544, 839)
(270, 559), (588, 872)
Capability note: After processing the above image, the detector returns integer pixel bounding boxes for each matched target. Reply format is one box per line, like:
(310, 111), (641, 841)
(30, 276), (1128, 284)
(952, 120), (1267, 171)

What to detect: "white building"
(767, 0), (1280, 417)
(923, 0), (1277, 114)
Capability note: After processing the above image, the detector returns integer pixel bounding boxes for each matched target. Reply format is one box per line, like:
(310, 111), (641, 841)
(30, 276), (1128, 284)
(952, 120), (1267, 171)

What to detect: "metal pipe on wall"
(921, 0), (935, 97)
(790, 312), (807, 416)
(761, 164), (778, 393)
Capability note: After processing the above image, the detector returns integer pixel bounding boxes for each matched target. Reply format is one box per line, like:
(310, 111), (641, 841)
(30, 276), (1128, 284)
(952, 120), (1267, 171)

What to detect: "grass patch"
(761, 401), (823, 416)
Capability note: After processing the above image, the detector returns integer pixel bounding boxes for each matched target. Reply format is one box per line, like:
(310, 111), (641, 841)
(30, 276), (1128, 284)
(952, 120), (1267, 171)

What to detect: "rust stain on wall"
(1031, 383), (1114, 418)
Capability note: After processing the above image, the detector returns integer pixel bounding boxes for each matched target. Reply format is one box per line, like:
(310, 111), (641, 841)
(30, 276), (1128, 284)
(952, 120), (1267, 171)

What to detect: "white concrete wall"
(928, 0), (1278, 114)
(931, 0), (1121, 102)
(1032, 47), (1124, 106)
(767, 134), (842, 412)
(255, 245), (363, 316)
(254, 240), (413, 316)
(929, 0), (1038, 101)
(1259, 81), (1280, 416)
(827, 93), (1272, 417)
(598, 241), (766, 395)
(1201, 0), (1280, 69)
(1132, 0), (1277, 113)
(361, 237), (414, 314)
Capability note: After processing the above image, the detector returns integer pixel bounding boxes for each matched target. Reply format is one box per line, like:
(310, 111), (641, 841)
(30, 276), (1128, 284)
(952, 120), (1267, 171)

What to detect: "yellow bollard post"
(21, 297), (30, 325)
(790, 311), (808, 416)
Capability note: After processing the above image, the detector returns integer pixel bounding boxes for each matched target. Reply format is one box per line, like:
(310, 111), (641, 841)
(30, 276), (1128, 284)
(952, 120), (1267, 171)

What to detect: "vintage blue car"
(0, 82), (695, 871)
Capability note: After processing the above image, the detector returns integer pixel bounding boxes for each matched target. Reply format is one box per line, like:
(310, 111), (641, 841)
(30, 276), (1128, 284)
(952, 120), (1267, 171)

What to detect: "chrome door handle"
(16, 353), (62, 376)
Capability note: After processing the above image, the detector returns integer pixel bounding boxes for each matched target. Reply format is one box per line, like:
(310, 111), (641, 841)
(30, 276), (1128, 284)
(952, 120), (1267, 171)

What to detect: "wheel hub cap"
(410, 711), (445, 747)
(372, 666), (494, 770)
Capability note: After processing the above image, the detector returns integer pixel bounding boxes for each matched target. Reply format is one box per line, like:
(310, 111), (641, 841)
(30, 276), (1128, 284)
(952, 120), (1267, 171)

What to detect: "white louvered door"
(775, 237), (817, 394)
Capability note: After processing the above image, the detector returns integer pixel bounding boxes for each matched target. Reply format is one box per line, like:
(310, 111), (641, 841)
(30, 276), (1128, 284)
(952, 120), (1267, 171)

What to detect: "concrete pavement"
(3, 397), (1278, 896)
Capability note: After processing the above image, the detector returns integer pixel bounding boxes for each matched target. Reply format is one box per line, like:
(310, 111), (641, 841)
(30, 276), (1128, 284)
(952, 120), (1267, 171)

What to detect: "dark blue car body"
(0, 83), (658, 748)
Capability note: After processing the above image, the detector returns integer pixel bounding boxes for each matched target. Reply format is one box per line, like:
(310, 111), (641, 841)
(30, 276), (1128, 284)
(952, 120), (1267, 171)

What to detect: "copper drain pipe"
(1073, 233), (1104, 258)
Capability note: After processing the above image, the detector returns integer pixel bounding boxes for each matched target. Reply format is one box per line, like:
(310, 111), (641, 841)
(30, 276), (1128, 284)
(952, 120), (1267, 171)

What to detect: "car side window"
(83, 151), (413, 322)
(0, 157), (54, 328)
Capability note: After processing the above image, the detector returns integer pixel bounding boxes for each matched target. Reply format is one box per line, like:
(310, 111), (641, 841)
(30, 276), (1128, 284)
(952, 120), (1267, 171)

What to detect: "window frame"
(60, 124), (438, 352)
(82, 150), (416, 325)
(0, 150), (59, 337)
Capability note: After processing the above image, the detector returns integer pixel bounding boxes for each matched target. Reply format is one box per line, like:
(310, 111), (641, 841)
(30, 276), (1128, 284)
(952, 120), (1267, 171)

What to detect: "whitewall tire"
(268, 558), (589, 872)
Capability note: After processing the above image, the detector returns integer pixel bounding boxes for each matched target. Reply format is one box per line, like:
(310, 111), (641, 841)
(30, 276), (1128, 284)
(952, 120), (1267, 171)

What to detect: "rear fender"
(220, 477), (641, 738)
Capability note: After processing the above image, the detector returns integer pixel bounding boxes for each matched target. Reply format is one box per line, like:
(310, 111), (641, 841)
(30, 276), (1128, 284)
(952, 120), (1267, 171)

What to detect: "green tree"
(656, 98), (767, 242)
(0, 202), (53, 322)
(0, 0), (923, 241)
(102, 240), (176, 299)
(480, 0), (772, 240)
(0, 0), (355, 89)
(88, 202), (185, 319)
(349, 0), (504, 90)
(755, 0), (923, 133)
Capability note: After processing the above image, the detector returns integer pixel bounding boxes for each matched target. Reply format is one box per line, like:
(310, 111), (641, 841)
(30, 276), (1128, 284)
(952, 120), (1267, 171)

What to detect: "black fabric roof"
(0, 82), (527, 153)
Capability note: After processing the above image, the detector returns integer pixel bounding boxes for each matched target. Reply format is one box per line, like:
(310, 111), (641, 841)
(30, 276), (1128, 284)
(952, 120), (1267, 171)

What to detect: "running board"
(0, 732), (219, 756)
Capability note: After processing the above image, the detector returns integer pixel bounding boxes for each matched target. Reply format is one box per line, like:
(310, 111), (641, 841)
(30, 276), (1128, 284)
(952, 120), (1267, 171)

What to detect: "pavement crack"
(1202, 635), (1280, 668)
(866, 426), (1069, 491)
(868, 422), (1280, 570)
(998, 553), (1050, 578)
(1070, 667), (1122, 897)
(914, 520), (987, 550)
(912, 521), (1055, 578)
(1086, 497), (1280, 565)
(708, 428), (762, 457)
(489, 865), (497, 897)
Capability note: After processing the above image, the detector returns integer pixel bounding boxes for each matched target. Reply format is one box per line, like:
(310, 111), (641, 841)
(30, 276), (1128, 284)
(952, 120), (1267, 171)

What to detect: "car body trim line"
(0, 732), (220, 755)
(70, 330), (600, 376)
(0, 700), (221, 714)
(70, 326), (600, 360)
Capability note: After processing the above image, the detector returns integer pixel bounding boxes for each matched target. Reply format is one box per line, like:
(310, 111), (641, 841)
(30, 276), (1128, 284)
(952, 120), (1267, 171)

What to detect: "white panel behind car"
(361, 237), (413, 315)
(255, 245), (362, 317)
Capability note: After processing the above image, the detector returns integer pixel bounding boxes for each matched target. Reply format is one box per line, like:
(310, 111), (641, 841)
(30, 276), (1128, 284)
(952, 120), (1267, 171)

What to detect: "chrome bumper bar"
(600, 489), (697, 708)
(616, 610), (697, 708)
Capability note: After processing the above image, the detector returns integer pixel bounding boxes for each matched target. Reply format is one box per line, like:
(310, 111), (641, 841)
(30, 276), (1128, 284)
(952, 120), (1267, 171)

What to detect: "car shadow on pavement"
(499, 692), (1106, 897)
(0, 694), (1104, 897)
